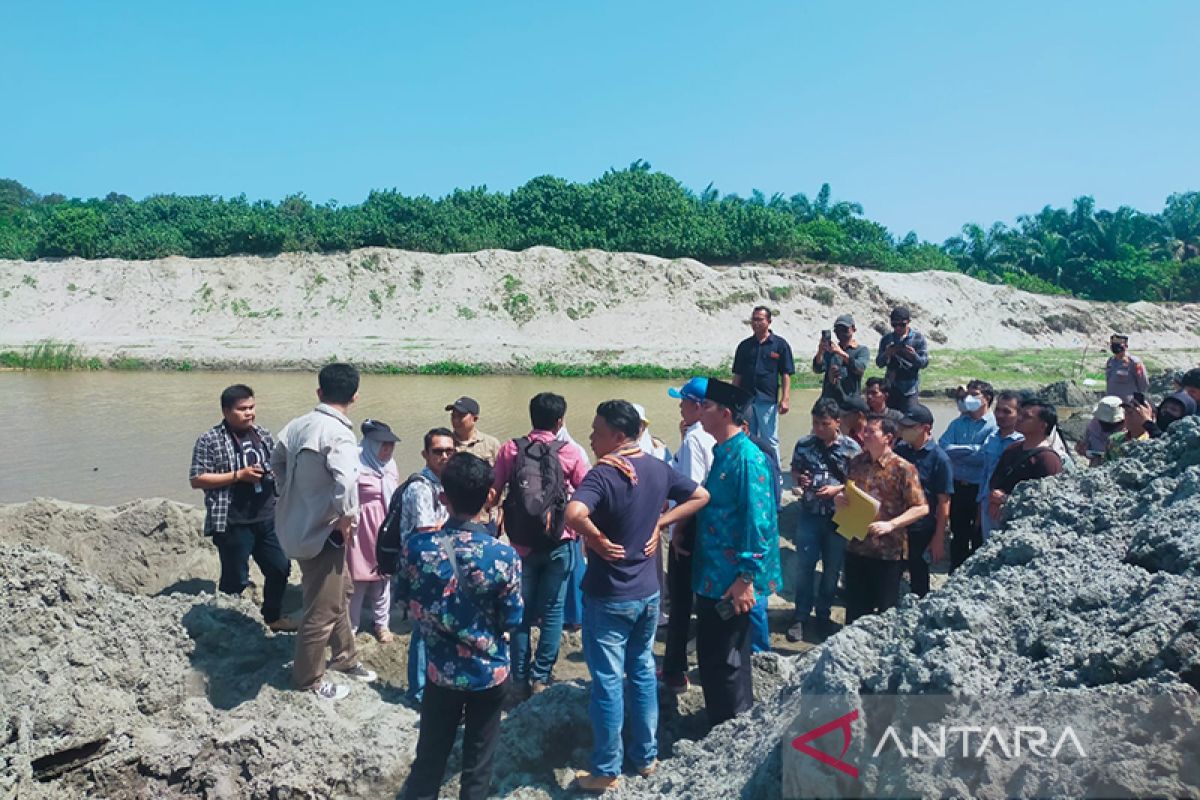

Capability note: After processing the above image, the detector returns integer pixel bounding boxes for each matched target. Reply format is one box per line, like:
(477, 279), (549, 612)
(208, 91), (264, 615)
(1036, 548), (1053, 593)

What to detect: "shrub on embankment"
(2, 166), (1200, 302)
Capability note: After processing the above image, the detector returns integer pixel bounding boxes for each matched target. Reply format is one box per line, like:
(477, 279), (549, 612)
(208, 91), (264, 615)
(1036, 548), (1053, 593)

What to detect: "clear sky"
(3, 1), (1197, 241)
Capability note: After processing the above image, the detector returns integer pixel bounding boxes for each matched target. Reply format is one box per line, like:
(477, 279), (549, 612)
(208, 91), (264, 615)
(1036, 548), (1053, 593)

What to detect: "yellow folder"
(832, 479), (882, 541)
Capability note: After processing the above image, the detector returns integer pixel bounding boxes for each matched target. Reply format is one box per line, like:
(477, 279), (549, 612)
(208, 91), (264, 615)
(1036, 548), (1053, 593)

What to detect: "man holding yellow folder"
(833, 415), (928, 624)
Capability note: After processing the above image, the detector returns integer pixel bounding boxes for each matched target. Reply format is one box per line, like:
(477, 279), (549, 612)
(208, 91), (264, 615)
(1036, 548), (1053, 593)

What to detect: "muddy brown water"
(0, 371), (960, 505)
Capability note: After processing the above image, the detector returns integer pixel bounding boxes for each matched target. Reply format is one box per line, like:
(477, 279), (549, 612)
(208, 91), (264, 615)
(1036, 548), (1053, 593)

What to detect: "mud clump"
(0, 498), (215, 596)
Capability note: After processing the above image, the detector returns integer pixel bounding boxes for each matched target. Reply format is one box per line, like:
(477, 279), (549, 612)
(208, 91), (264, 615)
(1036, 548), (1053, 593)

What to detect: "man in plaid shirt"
(190, 384), (295, 632)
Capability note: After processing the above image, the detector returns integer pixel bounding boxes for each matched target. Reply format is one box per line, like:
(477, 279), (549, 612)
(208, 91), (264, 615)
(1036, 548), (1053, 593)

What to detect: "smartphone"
(715, 598), (736, 620)
(1131, 392), (1146, 405)
(821, 330), (831, 341)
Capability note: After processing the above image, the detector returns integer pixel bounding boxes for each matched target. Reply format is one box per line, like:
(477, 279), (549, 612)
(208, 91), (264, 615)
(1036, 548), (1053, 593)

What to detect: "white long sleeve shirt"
(271, 404), (360, 560)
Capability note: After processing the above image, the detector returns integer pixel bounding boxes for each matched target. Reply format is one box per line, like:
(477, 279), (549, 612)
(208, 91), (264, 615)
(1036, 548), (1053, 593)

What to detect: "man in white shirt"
(661, 377), (717, 693)
(272, 363), (377, 701)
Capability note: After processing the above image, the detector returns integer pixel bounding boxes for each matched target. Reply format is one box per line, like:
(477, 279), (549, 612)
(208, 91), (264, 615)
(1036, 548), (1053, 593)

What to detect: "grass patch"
(457, 306), (477, 320)
(21, 274), (38, 288)
(767, 285), (793, 302)
(0, 341), (104, 370)
(810, 286), (835, 306)
(501, 274), (535, 325)
(364, 360), (488, 376)
(696, 290), (757, 314)
(359, 253), (382, 273)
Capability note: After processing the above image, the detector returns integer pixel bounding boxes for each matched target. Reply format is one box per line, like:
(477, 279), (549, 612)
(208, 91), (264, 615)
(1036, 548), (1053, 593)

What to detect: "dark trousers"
(405, 681), (506, 800)
(213, 519), (291, 622)
(843, 552), (904, 625)
(885, 392), (918, 413)
(906, 525), (934, 598)
(663, 545), (694, 677)
(694, 595), (753, 726)
(948, 482), (982, 572)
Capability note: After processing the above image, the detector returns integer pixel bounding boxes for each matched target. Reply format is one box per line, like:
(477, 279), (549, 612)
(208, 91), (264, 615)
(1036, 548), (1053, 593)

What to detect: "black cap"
(899, 403), (935, 427)
(1182, 368), (1200, 390)
(834, 314), (855, 329)
(361, 419), (400, 443)
(703, 377), (753, 411)
(839, 396), (869, 415)
(445, 396), (481, 416)
(890, 306), (911, 323)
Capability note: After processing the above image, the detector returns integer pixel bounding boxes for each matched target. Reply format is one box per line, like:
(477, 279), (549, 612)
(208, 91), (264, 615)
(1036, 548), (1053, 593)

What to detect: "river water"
(0, 372), (960, 505)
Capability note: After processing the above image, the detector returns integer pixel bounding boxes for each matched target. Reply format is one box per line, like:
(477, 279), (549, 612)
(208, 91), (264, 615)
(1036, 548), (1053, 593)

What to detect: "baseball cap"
(361, 419), (400, 443)
(839, 396), (870, 415)
(833, 314), (855, 329)
(703, 378), (753, 411)
(890, 306), (911, 323)
(445, 396), (481, 416)
(668, 376), (708, 402)
(1094, 396), (1125, 424)
(632, 403), (650, 424)
(899, 403), (935, 427)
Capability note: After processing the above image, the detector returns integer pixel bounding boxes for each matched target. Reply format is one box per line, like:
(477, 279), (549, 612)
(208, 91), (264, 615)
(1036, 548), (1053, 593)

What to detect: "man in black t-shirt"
(986, 399), (1064, 528)
(566, 400), (709, 793)
(189, 384), (294, 631)
(732, 305), (795, 466)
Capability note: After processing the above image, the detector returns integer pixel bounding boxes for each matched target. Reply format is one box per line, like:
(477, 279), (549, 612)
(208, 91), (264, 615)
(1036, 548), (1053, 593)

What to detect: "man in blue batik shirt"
(398, 453), (523, 800)
(693, 378), (782, 727)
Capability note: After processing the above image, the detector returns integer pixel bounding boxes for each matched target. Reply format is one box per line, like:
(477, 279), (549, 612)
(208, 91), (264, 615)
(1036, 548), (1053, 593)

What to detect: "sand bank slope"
(2, 247), (1199, 368)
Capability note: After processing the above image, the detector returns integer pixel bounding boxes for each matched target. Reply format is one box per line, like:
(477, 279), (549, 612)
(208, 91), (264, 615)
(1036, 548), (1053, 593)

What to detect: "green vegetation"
(810, 287), (835, 306)
(501, 274), (535, 324)
(696, 289), (757, 314)
(456, 306), (477, 320)
(4, 168), (1198, 302)
(0, 341), (103, 370)
(766, 285), (793, 302)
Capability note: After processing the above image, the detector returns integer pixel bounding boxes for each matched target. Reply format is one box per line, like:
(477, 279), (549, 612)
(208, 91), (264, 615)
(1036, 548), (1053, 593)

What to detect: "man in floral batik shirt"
(398, 453), (523, 800)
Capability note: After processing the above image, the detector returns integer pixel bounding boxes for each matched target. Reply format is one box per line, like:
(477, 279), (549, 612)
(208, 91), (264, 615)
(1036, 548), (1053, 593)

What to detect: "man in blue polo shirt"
(894, 404), (952, 598)
(732, 305), (794, 466)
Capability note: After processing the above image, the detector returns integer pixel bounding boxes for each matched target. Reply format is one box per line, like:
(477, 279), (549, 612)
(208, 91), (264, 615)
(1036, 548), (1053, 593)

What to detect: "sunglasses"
(429, 447), (456, 456)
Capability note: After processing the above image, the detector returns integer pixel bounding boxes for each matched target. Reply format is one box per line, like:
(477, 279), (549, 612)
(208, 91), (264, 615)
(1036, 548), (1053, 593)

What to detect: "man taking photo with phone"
(813, 314), (871, 403)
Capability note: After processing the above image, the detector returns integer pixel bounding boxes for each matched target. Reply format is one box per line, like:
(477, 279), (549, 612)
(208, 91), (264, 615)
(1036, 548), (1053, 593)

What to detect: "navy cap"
(839, 396), (869, 414)
(361, 419), (400, 443)
(445, 396), (481, 415)
(899, 403), (935, 427)
(890, 306), (912, 322)
(834, 314), (855, 329)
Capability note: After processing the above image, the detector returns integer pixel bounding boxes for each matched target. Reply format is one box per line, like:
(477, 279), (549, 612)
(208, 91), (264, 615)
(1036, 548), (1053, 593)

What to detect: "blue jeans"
(749, 399), (781, 466)
(513, 541), (575, 683)
(212, 518), (291, 623)
(749, 592), (770, 653)
(582, 592), (660, 777)
(791, 511), (846, 622)
(407, 629), (426, 703)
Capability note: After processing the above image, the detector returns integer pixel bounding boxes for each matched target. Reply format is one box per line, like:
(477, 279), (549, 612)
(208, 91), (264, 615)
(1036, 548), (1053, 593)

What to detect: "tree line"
(1, 161), (1197, 303)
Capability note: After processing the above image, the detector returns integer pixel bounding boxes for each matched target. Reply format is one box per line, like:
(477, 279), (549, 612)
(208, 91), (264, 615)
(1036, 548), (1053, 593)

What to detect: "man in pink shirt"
(491, 392), (589, 699)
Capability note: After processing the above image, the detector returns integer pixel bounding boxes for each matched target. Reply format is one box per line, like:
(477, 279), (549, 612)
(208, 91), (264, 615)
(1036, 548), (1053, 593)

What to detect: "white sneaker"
(310, 680), (349, 700)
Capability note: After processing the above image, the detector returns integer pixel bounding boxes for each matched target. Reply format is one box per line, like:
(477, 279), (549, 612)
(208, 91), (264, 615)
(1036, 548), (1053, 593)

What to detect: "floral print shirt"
(397, 519), (523, 691)
(845, 449), (926, 561)
(693, 432), (782, 600)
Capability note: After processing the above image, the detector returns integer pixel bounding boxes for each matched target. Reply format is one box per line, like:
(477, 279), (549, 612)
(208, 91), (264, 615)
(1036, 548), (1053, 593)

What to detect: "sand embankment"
(3, 247), (1200, 369)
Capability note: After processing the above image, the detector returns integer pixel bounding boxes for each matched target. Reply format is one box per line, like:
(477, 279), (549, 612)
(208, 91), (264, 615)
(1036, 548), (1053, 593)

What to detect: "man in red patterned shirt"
(835, 414), (929, 624)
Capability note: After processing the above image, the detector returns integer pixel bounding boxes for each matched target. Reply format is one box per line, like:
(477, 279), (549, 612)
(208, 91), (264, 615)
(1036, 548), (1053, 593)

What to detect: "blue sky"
(3, 1), (1196, 241)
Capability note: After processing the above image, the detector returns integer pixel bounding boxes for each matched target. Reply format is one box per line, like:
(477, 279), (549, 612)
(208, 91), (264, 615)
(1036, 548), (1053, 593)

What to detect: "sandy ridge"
(2, 246), (1200, 369)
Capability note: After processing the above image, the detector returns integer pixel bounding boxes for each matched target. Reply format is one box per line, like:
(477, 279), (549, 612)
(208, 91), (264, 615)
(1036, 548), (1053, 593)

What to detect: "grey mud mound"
(0, 546), (419, 799)
(629, 418), (1200, 799)
(0, 498), (214, 595)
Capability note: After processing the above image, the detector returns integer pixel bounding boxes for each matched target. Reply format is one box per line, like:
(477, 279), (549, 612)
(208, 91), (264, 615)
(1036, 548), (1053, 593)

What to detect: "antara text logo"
(791, 709), (1087, 778)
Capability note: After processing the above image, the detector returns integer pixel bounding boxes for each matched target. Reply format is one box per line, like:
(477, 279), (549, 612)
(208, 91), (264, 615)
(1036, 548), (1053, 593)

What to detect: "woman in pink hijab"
(348, 419), (401, 642)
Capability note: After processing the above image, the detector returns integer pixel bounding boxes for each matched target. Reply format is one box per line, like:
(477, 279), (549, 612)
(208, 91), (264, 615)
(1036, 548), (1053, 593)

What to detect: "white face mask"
(958, 395), (983, 413)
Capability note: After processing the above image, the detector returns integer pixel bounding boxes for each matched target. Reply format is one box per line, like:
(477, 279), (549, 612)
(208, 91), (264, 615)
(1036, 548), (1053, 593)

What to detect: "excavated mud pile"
(3, 419), (1198, 798)
(631, 417), (1200, 798)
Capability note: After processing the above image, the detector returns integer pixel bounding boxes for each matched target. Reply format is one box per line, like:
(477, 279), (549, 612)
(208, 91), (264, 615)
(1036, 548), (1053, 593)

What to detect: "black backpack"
(375, 472), (435, 576)
(501, 437), (568, 551)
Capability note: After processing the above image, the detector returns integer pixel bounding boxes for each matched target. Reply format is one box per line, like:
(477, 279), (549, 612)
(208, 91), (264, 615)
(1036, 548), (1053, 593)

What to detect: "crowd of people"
(186, 307), (1200, 799)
